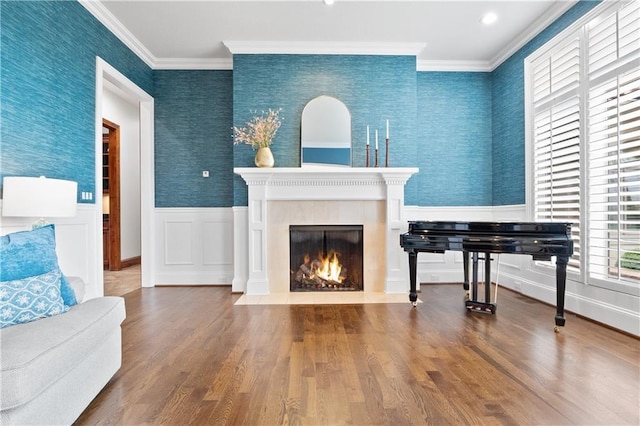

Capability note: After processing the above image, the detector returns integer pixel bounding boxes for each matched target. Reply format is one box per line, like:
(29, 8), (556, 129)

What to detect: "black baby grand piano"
(400, 221), (574, 331)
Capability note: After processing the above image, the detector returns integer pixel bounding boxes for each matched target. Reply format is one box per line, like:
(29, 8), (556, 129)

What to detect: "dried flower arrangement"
(232, 108), (283, 149)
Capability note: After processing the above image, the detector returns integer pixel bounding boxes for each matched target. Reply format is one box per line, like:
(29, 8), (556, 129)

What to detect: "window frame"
(525, 0), (640, 297)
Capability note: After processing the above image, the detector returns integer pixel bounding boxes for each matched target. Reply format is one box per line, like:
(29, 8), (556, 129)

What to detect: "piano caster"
(554, 326), (560, 333)
(464, 291), (470, 302)
(554, 315), (566, 333)
(465, 300), (496, 314)
(409, 293), (418, 308)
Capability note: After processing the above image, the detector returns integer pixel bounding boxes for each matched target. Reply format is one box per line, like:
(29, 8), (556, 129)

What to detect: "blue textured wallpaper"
(417, 72), (492, 206)
(232, 54), (418, 206)
(1, 0), (601, 210)
(154, 71), (233, 207)
(491, 0), (600, 205)
(1, 0), (152, 203)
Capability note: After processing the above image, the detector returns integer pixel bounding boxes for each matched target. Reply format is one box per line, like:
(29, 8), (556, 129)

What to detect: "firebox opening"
(290, 225), (364, 292)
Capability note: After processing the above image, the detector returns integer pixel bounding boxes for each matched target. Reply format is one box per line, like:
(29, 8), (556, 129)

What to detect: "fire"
(294, 250), (348, 288)
(315, 250), (343, 283)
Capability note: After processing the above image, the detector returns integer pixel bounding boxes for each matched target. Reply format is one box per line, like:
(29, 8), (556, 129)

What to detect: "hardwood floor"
(104, 264), (141, 297)
(76, 285), (639, 425)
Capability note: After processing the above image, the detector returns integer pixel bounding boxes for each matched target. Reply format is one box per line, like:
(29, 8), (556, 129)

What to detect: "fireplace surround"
(234, 167), (418, 295)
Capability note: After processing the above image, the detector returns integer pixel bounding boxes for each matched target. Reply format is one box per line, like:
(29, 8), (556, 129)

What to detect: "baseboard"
(121, 256), (141, 268)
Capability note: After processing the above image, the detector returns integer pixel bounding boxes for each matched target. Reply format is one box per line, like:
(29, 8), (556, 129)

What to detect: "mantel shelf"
(234, 167), (419, 200)
(234, 167), (418, 177)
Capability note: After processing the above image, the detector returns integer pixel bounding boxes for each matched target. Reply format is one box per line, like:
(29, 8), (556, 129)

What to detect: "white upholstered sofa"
(0, 225), (126, 425)
(0, 277), (126, 425)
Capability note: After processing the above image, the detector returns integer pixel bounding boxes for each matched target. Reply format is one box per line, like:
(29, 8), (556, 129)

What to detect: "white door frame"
(95, 57), (155, 289)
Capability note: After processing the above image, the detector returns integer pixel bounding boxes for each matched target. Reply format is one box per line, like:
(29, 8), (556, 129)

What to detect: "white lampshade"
(2, 176), (78, 218)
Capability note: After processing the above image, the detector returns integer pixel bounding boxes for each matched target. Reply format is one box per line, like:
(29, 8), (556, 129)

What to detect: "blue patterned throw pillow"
(0, 269), (70, 328)
(0, 225), (76, 306)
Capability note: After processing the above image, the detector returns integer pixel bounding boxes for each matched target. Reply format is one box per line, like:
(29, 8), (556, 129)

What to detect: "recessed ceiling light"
(324, 0), (335, 5)
(481, 12), (498, 25)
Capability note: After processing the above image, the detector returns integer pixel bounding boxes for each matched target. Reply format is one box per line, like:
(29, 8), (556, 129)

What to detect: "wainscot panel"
(0, 203), (103, 300)
(154, 208), (234, 285)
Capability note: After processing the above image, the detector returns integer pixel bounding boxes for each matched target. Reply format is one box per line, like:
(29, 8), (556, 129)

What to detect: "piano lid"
(407, 221), (572, 237)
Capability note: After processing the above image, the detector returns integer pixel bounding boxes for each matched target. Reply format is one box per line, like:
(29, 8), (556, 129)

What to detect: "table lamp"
(2, 176), (78, 228)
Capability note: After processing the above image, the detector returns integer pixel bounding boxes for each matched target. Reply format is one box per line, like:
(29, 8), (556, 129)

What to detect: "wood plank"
(76, 285), (640, 425)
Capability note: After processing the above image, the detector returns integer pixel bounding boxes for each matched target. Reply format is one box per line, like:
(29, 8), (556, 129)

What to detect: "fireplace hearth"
(290, 225), (363, 292)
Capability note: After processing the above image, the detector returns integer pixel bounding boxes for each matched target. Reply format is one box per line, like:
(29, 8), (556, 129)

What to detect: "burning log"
(293, 262), (350, 290)
(297, 263), (325, 287)
(291, 250), (357, 291)
(299, 263), (313, 277)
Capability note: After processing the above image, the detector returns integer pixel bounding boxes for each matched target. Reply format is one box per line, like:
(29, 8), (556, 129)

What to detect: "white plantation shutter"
(532, 37), (580, 102)
(531, 38), (582, 270)
(588, 68), (640, 284)
(588, 1), (640, 76)
(619, 2), (640, 59)
(533, 98), (582, 269)
(588, 10), (618, 74)
(528, 1), (639, 293)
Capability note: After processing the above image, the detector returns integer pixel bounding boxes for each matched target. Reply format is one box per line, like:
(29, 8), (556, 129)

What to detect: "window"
(527, 1), (640, 295)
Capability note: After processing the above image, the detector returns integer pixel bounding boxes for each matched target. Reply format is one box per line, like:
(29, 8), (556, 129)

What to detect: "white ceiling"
(83, 0), (578, 71)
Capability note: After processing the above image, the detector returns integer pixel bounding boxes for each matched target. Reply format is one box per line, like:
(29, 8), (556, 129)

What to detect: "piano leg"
(484, 252), (491, 305)
(471, 252), (479, 301)
(554, 255), (569, 332)
(463, 252), (470, 301)
(408, 250), (418, 307)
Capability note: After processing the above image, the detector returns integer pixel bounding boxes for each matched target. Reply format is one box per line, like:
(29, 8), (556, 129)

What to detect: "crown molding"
(223, 41), (427, 57)
(417, 60), (492, 73)
(78, 0), (157, 69)
(488, 0), (578, 70)
(80, 0), (577, 72)
(418, 0), (579, 73)
(153, 58), (234, 70)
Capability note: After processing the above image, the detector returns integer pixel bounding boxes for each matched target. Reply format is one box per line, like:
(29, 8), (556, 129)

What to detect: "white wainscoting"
(154, 208), (234, 285)
(2, 202), (636, 335)
(0, 203), (103, 301)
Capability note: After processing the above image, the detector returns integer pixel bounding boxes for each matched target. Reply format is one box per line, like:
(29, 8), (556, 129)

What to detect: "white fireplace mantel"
(233, 167), (419, 295)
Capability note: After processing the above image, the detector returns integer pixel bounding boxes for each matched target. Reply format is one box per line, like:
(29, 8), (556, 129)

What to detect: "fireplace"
(233, 167), (419, 295)
(290, 225), (363, 291)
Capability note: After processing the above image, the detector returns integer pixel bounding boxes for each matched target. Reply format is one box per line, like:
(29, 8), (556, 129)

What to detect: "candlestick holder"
(385, 138), (390, 167)
(366, 145), (370, 167)
(375, 148), (379, 167)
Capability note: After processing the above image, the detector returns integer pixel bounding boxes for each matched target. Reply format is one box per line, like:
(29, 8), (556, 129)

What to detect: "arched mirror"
(301, 95), (351, 167)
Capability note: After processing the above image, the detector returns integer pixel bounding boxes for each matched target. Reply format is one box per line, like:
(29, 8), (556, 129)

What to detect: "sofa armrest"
(66, 276), (86, 303)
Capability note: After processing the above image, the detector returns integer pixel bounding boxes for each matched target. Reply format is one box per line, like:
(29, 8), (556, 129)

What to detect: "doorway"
(101, 77), (143, 297)
(96, 57), (155, 294)
(102, 118), (121, 271)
